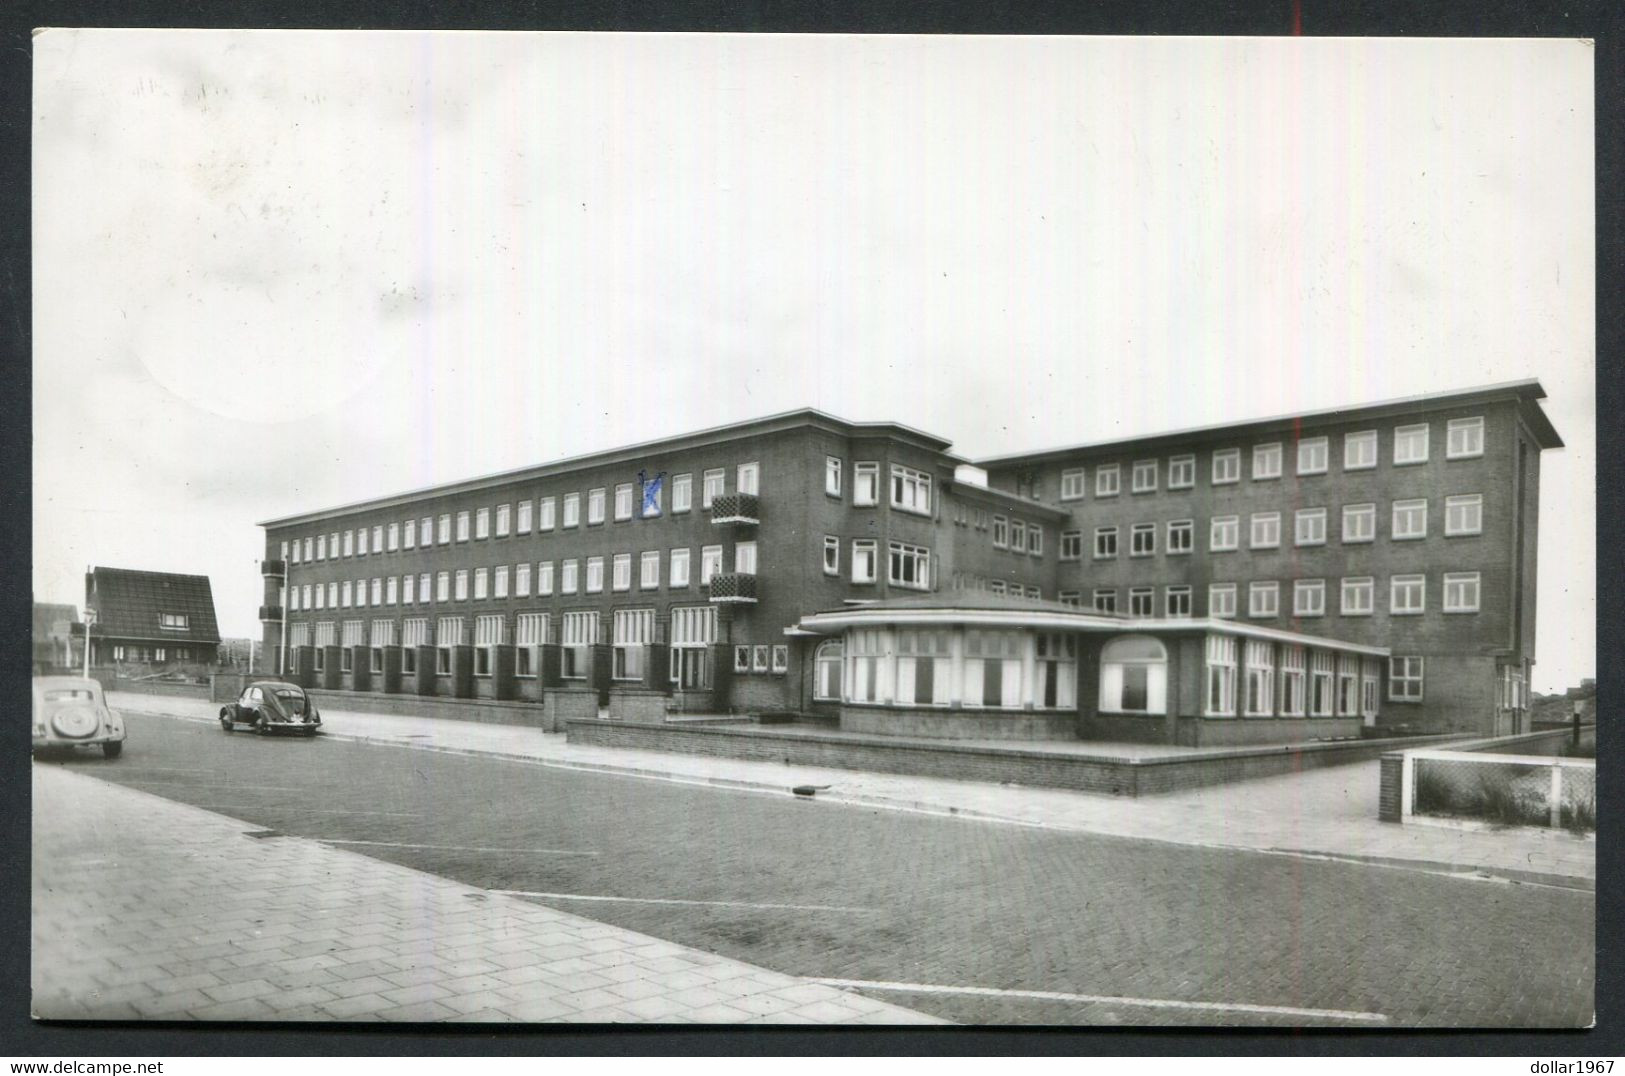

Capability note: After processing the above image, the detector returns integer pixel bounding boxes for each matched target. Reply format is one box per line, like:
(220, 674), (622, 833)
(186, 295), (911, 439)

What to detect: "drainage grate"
(243, 830), (285, 839)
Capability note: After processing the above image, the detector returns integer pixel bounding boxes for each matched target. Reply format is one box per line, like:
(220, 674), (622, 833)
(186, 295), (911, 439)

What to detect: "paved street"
(33, 710), (1596, 1027)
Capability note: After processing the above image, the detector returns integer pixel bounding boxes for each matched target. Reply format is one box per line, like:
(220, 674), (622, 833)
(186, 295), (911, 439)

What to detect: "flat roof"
(260, 407), (960, 528)
(976, 379), (1563, 468)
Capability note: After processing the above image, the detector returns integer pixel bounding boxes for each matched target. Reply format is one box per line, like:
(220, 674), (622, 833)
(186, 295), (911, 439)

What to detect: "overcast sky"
(32, 32), (1594, 690)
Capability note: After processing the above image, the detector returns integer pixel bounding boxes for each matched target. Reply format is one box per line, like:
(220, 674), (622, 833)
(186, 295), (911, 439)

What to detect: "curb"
(115, 705), (1597, 894)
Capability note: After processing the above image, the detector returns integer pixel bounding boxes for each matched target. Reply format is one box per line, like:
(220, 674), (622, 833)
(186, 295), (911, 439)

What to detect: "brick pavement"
(111, 692), (1594, 888)
(32, 764), (941, 1024)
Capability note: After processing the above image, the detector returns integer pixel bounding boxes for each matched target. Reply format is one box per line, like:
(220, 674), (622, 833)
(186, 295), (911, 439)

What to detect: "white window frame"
(1093, 526), (1118, 559)
(1344, 430), (1378, 471)
(992, 516), (1008, 549)
(614, 484), (634, 521)
(1447, 416), (1484, 459)
(515, 562), (531, 597)
(702, 469), (725, 509)
(1252, 443), (1283, 480)
(1131, 459), (1157, 493)
(540, 497), (557, 531)
(1168, 455), (1195, 490)
(670, 548), (691, 588)
(1208, 583), (1237, 619)
(887, 542), (930, 590)
(516, 500), (532, 534)
(456, 510), (471, 542)
(823, 536), (840, 576)
(473, 568), (488, 601)
(587, 488), (606, 525)
(640, 550), (660, 590)
(700, 545), (723, 585)
(1060, 530), (1083, 561)
(1443, 572), (1481, 613)
(1166, 586), (1192, 618)
(1130, 523), (1156, 558)
(1392, 498), (1428, 540)
(612, 553), (632, 592)
(1250, 512), (1281, 550)
(1060, 468), (1087, 500)
(1340, 576), (1374, 616)
(1092, 589), (1118, 615)
(672, 474), (692, 513)
(1445, 494), (1483, 536)
(455, 569), (469, 602)
(1248, 581), (1279, 618)
(851, 539), (877, 584)
(562, 493), (580, 528)
(1390, 574), (1426, 615)
(826, 457), (843, 498)
(890, 464), (932, 515)
(475, 507), (490, 540)
(1394, 423), (1430, 465)
(1342, 503), (1376, 544)
(1294, 508), (1328, 547)
(734, 541), (757, 576)
(1297, 437), (1329, 476)
(737, 461), (760, 496)
(1128, 588), (1155, 618)
(854, 462), (879, 507)
(1210, 516), (1239, 552)
(1095, 463), (1120, 497)
(539, 561), (555, 596)
(586, 556), (604, 594)
(1293, 579), (1326, 617)
(1389, 656), (1424, 702)
(1212, 449), (1240, 485)
(560, 559), (577, 595)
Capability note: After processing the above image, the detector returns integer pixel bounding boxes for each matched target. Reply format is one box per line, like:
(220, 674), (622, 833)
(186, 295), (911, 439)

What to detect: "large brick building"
(257, 380), (1559, 742)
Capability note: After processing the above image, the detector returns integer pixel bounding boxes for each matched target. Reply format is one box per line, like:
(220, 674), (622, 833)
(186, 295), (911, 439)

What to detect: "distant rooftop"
(86, 567), (221, 645)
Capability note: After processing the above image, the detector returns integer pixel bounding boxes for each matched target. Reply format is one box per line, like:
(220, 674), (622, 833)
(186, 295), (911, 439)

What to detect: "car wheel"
(220, 715), (234, 733)
(304, 726), (319, 738)
(102, 741), (123, 759)
(255, 718), (271, 736)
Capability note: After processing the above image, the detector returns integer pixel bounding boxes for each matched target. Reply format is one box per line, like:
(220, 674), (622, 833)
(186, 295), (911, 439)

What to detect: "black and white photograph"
(27, 28), (1594, 1032)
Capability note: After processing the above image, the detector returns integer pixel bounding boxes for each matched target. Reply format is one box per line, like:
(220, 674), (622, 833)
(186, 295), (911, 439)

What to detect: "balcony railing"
(708, 492), (760, 526)
(261, 559), (287, 577)
(258, 604), (282, 622)
(706, 573), (759, 604)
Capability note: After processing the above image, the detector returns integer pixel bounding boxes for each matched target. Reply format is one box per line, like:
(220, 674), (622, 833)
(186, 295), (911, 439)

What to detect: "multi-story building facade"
(256, 380), (1559, 740)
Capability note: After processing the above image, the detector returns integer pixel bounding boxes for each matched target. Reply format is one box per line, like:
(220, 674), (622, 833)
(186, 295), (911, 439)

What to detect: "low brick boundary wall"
(182, 686), (551, 730)
(566, 719), (1470, 797)
(1378, 724), (1596, 822)
(96, 677), (210, 700)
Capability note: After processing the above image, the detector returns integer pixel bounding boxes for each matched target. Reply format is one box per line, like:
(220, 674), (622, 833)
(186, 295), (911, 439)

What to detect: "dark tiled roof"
(86, 568), (221, 645)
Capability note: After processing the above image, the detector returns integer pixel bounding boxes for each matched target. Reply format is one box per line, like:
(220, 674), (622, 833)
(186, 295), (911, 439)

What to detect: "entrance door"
(675, 648), (708, 689)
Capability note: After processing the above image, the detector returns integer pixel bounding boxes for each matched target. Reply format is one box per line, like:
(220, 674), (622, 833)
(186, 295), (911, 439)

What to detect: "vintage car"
(32, 676), (125, 758)
(220, 681), (322, 737)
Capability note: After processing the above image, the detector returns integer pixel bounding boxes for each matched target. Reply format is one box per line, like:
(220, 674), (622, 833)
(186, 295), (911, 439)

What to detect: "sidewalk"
(111, 692), (1596, 889)
(32, 764), (941, 1023)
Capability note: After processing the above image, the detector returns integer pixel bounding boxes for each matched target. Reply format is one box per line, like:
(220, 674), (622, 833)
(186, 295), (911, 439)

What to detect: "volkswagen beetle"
(32, 676), (125, 758)
(220, 681), (322, 737)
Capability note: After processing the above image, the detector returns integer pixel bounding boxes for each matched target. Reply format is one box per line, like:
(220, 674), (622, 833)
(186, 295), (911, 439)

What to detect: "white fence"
(1400, 748), (1595, 831)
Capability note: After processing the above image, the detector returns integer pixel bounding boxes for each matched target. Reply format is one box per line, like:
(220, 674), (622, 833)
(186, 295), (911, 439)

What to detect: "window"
(737, 461), (760, 496)
(1394, 423), (1429, 465)
(1060, 468), (1087, 500)
(437, 617), (464, 675)
(1445, 494), (1483, 536)
(1337, 653), (1360, 716)
(1447, 417), (1484, 459)
(612, 609), (654, 681)
(475, 508), (490, 540)
(1131, 459), (1158, 493)
(1249, 581), (1279, 618)
(1344, 430), (1378, 471)
(1205, 635), (1238, 716)
(561, 611), (598, 680)
(560, 559), (577, 595)
(851, 539), (877, 583)
(1250, 512), (1281, 549)
(1028, 527), (1043, 557)
(515, 562), (531, 597)
(562, 493), (580, 528)
(895, 629), (952, 706)
(586, 557), (604, 594)
(371, 578), (383, 605)
(466, 568), (483, 601)
(823, 536), (840, 575)
(700, 545), (723, 585)
(1293, 579), (1326, 617)
(664, 473), (689, 514)
(670, 548), (691, 588)
(1212, 449), (1240, 485)
(159, 613), (189, 630)
(613, 483), (633, 521)
(668, 606), (717, 688)
(992, 516), (1008, 548)
(1010, 521), (1027, 554)
(1130, 523), (1156, 557)
(888, 542), (930, 590)
(641, 475), (663, 518)
(1166, 586), (1192, 618)
(540, 496), (557, 531)
(1058, 591), (1082, 608)
(587, 488), (606, 525)
(539, 561), (555, 595)
(734, 541), (757, 575)
(437, 514), (451, 544)
(515, 613), (547, 677)
(1208, 583), (1237, 619)
(1392, 499), (1428, 540)
(420, 517), (433, 546)
(962, 630), (1024, 709)
(343, 531), (355, 557)
(1342, 503), (1376, 543)
(1244, 640), (1275, 716)
(1168, 455), (1195, 489)
(386, 522), (399, 551)
(1278, 646), (1306, 716)
(1093, 589), (1118, 614)
(820, 456), (842, 498)
(752, 645), (770, 673)
(1444, 572), (1481, 613)
(402, 575), (415, 604)
(1094, 526), (1118, 559)
(1167, 519), (1193, 554)
(1129, 588), (1154, 618)
(640, 550), (660, 590)
(854, 462), (879, 506)
(1389, 656), (1424, 701)
(327, 582), (338, 608)
(891, 465), (932, 514)
(456, 511), (471, 542)
(702, 469), (725, 509)
(1363, 665), (1380, 720)
(1060, 531), (1083, 560)
(474, 615), (503, 676)
(341, 581), (353, 608)
(1252, 443), (1282, 480)
(1310, 651), (1335, 716)
(1297, 437), (1329, 475)
(317, 534), (327, 560)
(455, 570), (469, 602)
(1390, 574), (1425, 615)
(402, 520), (415, 549)
(418, 573), (430, 602)
(813, 640), (843, 700)
(516, 500), (532, 534)
(1340, 577), (1374, 616)
(1210, 516), (1239, 551)
(290, 539), (301, 564)
(1295, 508), (1327, 546)
(372, 524), (385, 552)
(1095, 464), (1120, 497)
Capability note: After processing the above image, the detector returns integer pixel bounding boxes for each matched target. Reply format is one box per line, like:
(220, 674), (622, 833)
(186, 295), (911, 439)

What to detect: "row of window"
(1053, 572), (1485, 619)
(1050, 417), (1487, 501)
(820, 538), (933, 589)
(824, 458), (934, 515)
(1202, 637), (1389, 715)
(107, 645), (197, 663)
(1063, 495), (1484, 560)
(282, 464), (764, 566)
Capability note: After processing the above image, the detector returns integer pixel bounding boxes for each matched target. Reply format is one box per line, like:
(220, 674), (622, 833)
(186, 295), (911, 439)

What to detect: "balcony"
(261, 559), (286, 577)
(709, 492), (760, 526)
(258, 604), (282, 622)
(706, 573), (759, 604)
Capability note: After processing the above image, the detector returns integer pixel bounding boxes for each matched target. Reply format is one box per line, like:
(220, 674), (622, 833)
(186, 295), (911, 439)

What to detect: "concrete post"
(492, 644), (517, 701)
(322, 646), (343, 690)
(294, 646), (316, 689)
(380, 646), (403, 694)
(414, 646), (437, 696)
(451, 645), (475, 699)
(350, 646), (372, 693)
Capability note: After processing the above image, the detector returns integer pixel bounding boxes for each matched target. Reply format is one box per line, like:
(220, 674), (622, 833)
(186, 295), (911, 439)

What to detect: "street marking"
(321, 839), (597, 856)
(493, 890), (873, 913)
(810, 978), (1390, 1024)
